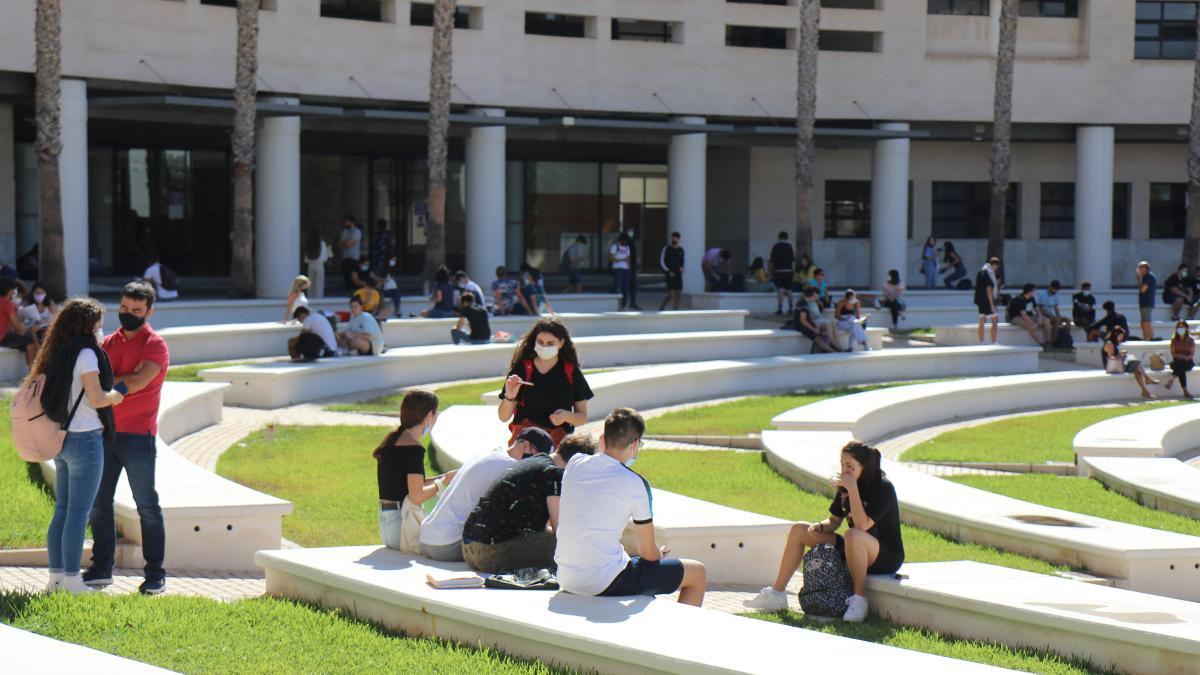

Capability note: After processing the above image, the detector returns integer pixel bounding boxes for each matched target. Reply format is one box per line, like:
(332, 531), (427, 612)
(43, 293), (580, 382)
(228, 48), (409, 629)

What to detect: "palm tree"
(1184, 6), (1200, 268)
(34, 0), (64, 299)
(794, 0), (819, 262)
(424, 0), (457, 287)
(987, 0), (1018, 262)
(229, 0), (260, 297)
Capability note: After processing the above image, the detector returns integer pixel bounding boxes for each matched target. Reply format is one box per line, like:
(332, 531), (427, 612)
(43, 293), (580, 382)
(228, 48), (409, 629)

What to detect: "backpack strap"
(61, 389), (86, 431)
(563, 361), (575, 388)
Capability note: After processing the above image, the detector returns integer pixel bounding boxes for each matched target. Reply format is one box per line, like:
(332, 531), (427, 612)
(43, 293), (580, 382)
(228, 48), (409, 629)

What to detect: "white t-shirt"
(305, 240), (330, 265)
(294, 291), (309, 310)
(68, 349), (103, 433)
(143, 263), (179, 300)
(610, 244), (631, 270)
(554, 452), (654, 597)
(419, 448), (517, 547)
(301, 313), (338, 352)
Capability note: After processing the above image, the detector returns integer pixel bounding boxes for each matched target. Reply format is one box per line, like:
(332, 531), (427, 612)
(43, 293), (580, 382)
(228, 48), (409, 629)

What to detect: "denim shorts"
(598, 557), (685, 597)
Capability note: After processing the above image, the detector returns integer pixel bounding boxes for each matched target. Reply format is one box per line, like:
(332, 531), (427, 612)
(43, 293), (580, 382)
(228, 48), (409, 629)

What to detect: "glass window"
(526, 12), (589, 38)
(411, 3), (471, 29)
(1019, 1), (1079, 17)
(200, 0), (238, 6)
(818, 30), (878, 52)
(1136, 2), (1198, 59)
(1039, 182), (1075, 239)
(1150, 182), (1187, 238)
(928, 0), (990, 16)
(726, 25), (789, 49)
(727, 0), (790, 5)
(824, 181), (871, 238)
(1113, 183), (1131, 239)
(821, 0), (878, 8)
(525, 162), (601, 271)
(931, 182), (1018, 239)
(321, 0), (382, 22)
(612, 19), (674, 43)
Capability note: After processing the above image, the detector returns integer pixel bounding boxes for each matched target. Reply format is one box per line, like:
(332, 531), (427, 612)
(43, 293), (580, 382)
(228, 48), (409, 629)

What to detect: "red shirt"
(0, 297), (13, 340)
(103, 324), (170, 435)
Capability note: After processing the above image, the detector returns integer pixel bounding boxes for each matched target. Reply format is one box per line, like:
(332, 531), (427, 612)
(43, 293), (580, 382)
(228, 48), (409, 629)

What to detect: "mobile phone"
(114, 382), (129, 395)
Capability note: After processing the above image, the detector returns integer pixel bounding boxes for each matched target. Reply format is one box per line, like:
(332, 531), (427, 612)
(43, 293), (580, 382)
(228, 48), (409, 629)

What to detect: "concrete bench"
(255, 546), (1011, 675)
(199, 328), (885, 409)
(1071, 338), (1197, 368)
(158, 310), (748, 365)
(429, 405), (792, 587)
(0, 346), (25, 381)
(763, 429), (1200, 601)
(1081, 457), (1200, 522)
(40, 382), (292, 571)
(0, 623), (172, 674)
(1073, 403), (1200, 463)
(869, 561), (1200, 675)
(936, 321), (1193, 350)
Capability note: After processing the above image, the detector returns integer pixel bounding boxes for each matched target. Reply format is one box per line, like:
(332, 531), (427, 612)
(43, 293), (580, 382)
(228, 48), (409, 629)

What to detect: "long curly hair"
(28, 297), (104, 380)
(507, 316), (580, 373)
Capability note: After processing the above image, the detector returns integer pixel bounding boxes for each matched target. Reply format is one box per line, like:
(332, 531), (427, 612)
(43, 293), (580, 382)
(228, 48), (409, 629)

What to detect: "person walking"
(769, 231), (796, 315)
(37, 298), (124, 593)
(303, 229), (330, 299)
(659, 231), (685, 312)
(338, 215), (362, 292)
(1164, 320), (1195, 400)
(919, 236), (938, 290)
(84, 281), (170, 595)
(940, 241), (967, 289)
(610, 233), (633, 310)
(1137, 261), (1158, 341)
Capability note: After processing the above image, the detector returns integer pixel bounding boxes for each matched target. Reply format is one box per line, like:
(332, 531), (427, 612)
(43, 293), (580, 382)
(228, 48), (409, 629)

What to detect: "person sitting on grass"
(288, 306), (338, 361)
(744, 440), (904, 623)
(1087, 300), (1129, 343)
(451, 293), (494, 345)
(1007, 283), (1052, 349)
(375, 389), (456, 553)
(554, 408), (708, 607)
(419, 427), (554, 563)
(1102, 326), (1157, 400)
(1164, 320), (1196, 400)
(338, 296), (384, 356)
(461, 432), (595, 573)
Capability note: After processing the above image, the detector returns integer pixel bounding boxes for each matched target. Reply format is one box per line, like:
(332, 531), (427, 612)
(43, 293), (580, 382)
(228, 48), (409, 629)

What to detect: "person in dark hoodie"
(35, 297), (123, 594)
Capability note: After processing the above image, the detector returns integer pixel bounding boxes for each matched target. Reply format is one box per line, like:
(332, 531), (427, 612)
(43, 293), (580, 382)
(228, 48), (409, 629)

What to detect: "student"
(769, 231), (796, 315)
(746, 257), (774, 292)
(339, 215), (362, 290)
(1163, 264), (1197, 321)
(1164, 320), (1195, 400)
(610, 233), (633, 310)
(419, 427), (554, 562)
(974, 257), (1000, 345)
(1072, 282), (1097, 328)
(659, 231), (685, 312)
(0, 278), (37, 366)
(793, 255), (817, 292)
(85, 281), (170, 595)
(453, 270), (487, 309)
(919, 236), (938, 290)
(802, 285), (840, 347)
(303, 229), (330, 299)
(745, 441), (903, 622)
(1036, 280), (1071, 345)
(142, 252), (179, 301)
(370, 218), (391, 278)
(521, 267), (555, 315)
(1087, 300), (1129, 343)
(880, 269), (906, 330)
(284, 275), (311, 323)
(939, 241), (966, 289)
(37, 298), (124, 594)
(375, 390), (456, 552)
(497, 317), (593, 446)
(1137, 261), (1158, 341)
(555, 408), (707, 607)
(834, 290), (871, 352)
(1103, 326), (1157, 399)
(624, 227), (642, 310)
(23, 281), (58, 343)
(352, 276), (384, 317)
(1007, 283), (1052, 349)
(288, 306), (338, 361)
(419, 265), (457, 318)
(338, 296), (384, 356)
(702, 247), (732, 292)
(451, 293), (493, 345)
(462, 432), (596, 573)
(492, 266), (532, 316)
(808, 268), (831, 309)
(561, 235), (587, 294)
(795, 298), (838, 354)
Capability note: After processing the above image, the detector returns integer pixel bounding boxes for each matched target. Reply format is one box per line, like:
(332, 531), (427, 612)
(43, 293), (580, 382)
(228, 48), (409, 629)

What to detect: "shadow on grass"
(0, 590), (36, 622)
(25, 460), (51, 497)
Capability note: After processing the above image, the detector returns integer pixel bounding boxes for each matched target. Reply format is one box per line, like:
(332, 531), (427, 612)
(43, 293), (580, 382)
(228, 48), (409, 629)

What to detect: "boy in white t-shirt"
(554, 408), (707, 607)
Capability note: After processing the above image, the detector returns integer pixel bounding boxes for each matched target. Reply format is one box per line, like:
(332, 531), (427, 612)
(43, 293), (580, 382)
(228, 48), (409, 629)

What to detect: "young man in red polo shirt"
(84, 281), (171, 594)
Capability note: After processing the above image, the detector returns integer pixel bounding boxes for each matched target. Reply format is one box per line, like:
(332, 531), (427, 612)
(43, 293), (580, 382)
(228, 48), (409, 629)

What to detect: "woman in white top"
(609, 233), (633, 311)
(879, 269), (906, 330)
(835, 290), (871, 351)
(304, 229), (330, 299)
(31, 298), (124, 594)
(23, 281), (58, 342)
(284, 275), (311, 323)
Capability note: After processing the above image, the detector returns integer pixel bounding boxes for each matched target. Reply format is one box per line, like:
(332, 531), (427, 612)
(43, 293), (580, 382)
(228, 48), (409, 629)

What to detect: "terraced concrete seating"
(1, 623), (171, 674)
(936, 321), (1193, 350)
(1073, 403), (1200, 462)
(429, 406), (791, 587)
(1072, 338), (1192, 367)
(254, 546), (1011, 675)
(40, 382), (292, 571)
(158, 310), (748, 365)
(0, 347), (24, 380)
(763, 425), (1200, 601)
(870, 561), (1200, 675)
(200, 329), (885, 409)
(1082, 457), (1200, 521)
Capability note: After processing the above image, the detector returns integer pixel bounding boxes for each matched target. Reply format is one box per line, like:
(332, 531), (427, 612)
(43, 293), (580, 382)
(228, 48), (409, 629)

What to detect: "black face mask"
(118, 312), (146, 332)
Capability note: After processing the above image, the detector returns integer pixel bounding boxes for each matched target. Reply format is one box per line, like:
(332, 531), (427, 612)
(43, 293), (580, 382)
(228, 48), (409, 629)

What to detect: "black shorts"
(599, 557), (685, 597)
(976, 302), (996, 318)
(834, 533), (904, 576)
(0, 331), (33, 350)
(773, 271), (793, 290)
(796, 322), (818, 340)
(664, 272), (683, 291)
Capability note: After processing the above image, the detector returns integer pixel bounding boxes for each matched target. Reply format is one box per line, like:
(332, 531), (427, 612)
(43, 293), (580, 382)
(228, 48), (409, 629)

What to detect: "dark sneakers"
(81, 568), (113, 588)
(139, 578), (167, 595)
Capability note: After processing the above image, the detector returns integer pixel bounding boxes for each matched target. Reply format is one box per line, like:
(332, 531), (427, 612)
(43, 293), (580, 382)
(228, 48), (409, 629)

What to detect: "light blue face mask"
(624, 457), (636, 468)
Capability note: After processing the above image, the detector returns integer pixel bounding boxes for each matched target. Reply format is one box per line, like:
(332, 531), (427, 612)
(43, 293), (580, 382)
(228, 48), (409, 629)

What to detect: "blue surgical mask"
(422, 423), (432, 437)
(624, 457), (636, 468)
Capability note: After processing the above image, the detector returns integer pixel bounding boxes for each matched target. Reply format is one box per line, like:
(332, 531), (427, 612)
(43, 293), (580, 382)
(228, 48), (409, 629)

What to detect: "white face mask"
(534, 344), (560, 361)
(1082, 291), (1090, 297)
(11, 294), (21, 305)
(1178, 328), (1188, 336)
(94, 327), (104, 343)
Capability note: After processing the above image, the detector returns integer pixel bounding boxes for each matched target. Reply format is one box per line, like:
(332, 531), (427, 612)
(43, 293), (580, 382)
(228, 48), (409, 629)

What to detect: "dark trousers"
(340, 258), (358, 290)
(612, 269), (631, 308)
(89, 432), (166, 580)
(1172, 358), (1193, 390)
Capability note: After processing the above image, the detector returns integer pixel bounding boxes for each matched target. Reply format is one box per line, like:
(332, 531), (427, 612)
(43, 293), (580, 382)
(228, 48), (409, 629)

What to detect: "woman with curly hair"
(497, 316), (593, 445)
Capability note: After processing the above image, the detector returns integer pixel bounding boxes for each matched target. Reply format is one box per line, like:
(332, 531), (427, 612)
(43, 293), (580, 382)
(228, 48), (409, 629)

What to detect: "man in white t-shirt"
(554, 408), (707, 607)
(419, 427), (554, 562)
(288, 307), (337, 360)
(142, 255), (179, 301)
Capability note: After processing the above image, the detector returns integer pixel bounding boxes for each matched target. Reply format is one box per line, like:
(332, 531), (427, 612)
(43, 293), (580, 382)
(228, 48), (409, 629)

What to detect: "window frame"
(525, 12), (591, 38)
(725, 25), (790, 49)
(1149, 182), (1188, 238)
(930, 181), (1019, 240)
(410, 3), (472, 29)
(927, 0), (990, 17)
(1018, 0), (1080, 17)
(823, 180), (872, 239)
(320, 0), (383, 22)
(611, 18), (674, 44)
(1135, 1), (1199, 60)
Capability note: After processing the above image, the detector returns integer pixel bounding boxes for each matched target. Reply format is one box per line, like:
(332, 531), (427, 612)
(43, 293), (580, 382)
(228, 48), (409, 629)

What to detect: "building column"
(669, 116), (707, 295)
(61, 79), (89, 297)
(1075, 126), (1114, 291)
(0, 104), (14, 265)
(870, 122), (910, 291)
(465, 108), (506, 286)
(255, 99), (301, 297)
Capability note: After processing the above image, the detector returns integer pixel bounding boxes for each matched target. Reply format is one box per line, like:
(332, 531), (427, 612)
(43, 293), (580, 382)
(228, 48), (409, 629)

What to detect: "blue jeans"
(612, 269), (631, 308)
(944, 265), (967, 289)
(451, 329), (490, 345)
(47, 430), (105, 575)
(89, 432), (165, 580)
(385, 288), (402, 315)
(921, 261), (938, 289)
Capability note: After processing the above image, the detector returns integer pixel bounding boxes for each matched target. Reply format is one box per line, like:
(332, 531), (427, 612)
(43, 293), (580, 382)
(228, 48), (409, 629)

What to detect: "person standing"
(498, 317), (593, 446)
(85, 281), (170, 595)
(610, 234), (633, 310)
(303, 229), (330, 299)
(658, 231), (685, 312)
(919, 237), (938, 290)
(974, 257), (1000, 345)
(561, 235), (587, 294)
(624, 227), (642, 310)
(338, 215), (362, 292)
(1137, 261), (1158, 341)
(769, 231), (796, 315)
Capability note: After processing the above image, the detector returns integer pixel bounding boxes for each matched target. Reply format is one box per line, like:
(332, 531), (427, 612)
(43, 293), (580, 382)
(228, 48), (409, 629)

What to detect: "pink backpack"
(10, 374), (83, 462)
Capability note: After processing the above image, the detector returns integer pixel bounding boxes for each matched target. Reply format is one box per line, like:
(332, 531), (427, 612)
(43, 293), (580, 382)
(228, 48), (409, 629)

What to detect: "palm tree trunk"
(987, 0), (1018, 263)
(34, 0), (64, 299)
(229, 0), (259, 298)
(1185, 7), (1200, 267)
(424, 0), (457, 286)
(794, 0), (819, 262)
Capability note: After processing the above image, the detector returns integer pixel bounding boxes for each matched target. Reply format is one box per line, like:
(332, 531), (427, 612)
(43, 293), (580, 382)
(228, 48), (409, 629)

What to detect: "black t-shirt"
(456, 305), (491, 340)
(973, 270), (995, 307)
(829, 477), (904, 560)
(769, 241), (795, 271)
(503, 359), (593, 430)
(377, 441), (425, 502)
(1072, 292), (1096, 314)
(1139, 272), (1158, 308)
(1006, 294), (1031, 321)
(463, 454), (562, 544)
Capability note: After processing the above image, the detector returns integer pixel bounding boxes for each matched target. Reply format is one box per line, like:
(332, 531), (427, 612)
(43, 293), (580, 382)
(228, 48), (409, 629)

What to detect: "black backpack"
(797, 543), (853, 619)
(1054, 329), (1074, 351)
(955, 278), (972, 291)
(159, 264), (178, 291)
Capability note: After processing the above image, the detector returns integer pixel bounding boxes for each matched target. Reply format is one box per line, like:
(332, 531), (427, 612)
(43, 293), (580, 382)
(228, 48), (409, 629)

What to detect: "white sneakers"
(742, 586), (788, 611)
(46, 571), (63, 593)
(57, 573), (96, 595)
(843, 594), (869, 623)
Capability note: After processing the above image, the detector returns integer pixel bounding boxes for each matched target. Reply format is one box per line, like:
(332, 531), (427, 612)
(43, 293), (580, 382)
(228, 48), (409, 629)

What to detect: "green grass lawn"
(903, 402), (1183, 464)
(949, 474), (1200, 537)
(0, 591), (567, 674)
(216, 425), (435, 547)
(0, 398), (58, 549)
(165, 361), (247, 382)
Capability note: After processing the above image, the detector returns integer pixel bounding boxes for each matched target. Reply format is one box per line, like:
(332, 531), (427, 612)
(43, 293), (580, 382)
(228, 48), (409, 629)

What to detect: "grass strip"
(326, 369), (614, 413)
(165, 361), (248, 383)
(0, 398), (58, 549)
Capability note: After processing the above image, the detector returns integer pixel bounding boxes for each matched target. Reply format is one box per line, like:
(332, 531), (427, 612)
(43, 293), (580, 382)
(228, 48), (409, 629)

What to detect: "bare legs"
(842, 528), (881, 596)
(677, 559), (707, 607)
(769, 522), (836, 592)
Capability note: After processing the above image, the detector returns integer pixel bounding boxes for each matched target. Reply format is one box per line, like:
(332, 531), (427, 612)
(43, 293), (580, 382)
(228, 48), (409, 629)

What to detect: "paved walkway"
(0, 566), (265, 601)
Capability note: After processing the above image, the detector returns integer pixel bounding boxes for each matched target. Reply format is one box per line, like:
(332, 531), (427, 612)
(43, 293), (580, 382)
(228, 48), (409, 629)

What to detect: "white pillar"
(61, 79), (89, 297)
(870, 122), (910, 291)
(669, 116), (707, 295)
(255, 99), (301, 297)
(0, 104), (15, 264)
(1075, 126), (1114, 291)
(465, 108), (506, 286)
